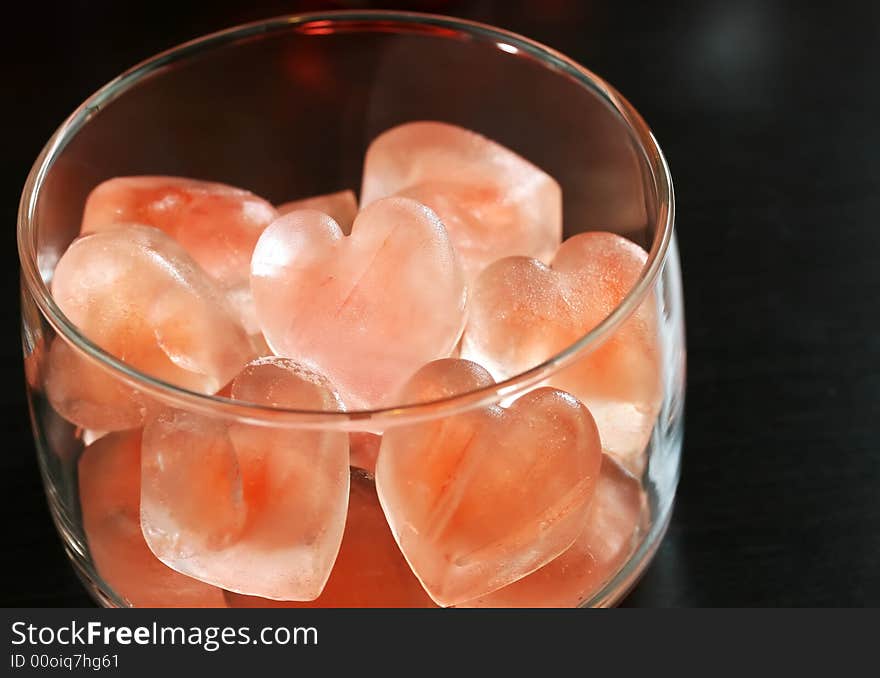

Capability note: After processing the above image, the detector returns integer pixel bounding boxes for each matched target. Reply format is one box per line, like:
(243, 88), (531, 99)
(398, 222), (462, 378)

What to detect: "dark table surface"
(3, 0), (879, 607)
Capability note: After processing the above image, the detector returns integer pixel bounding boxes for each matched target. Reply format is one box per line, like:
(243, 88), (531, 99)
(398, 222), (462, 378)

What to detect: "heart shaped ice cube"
(375, 358), (602, 606)
(361, 121), (562, 280)
(140, 357), (349, 601)
(462, 454), (645, 607)
(461, 232), (661, 473)
(277, 189), (358, 234)
(224, 470), (436, 608)
(48, 225), (254, 431)
(251, 198), (467, 408)
(79, 430), (225, 607)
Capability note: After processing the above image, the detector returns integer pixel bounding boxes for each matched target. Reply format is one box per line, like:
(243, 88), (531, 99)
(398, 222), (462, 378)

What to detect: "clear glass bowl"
(18, 10), (684, 608)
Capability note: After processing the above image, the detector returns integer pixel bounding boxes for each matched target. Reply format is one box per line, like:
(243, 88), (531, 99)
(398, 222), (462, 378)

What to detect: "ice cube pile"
(47, 121), (658, 607)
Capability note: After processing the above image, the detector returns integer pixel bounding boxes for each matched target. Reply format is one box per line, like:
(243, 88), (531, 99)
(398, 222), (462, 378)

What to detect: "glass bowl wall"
(19, 11), (684, 608)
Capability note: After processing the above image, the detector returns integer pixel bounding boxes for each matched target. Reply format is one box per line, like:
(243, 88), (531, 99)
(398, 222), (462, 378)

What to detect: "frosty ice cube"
(79, 430), (225, 607)
(140, 358), (349, 601)
(277, 189), (358, 234)
(361, 121), (562, 279)
(250, 198), (467, 408)
(462, 454), (645, 607)
(461, 232), (660, 473)
(49, 225), (254, 429)
(376, 358), (603, 606)
(224, 470), (436, 608)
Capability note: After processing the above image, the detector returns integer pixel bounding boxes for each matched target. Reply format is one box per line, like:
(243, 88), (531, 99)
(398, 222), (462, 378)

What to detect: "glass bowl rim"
(17, 9), (676, 429)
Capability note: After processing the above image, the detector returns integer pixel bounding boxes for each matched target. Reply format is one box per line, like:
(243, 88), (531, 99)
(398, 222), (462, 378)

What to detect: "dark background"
(3, 0), (879, 607)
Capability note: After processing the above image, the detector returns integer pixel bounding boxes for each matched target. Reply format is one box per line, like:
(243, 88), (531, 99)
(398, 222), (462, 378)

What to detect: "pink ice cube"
(250, 198), (467, 409)
(81, 176), (276, 333)
(49, 225), (254, 430)
(460, 232), (661, 473)
(277, 190), (358, 234)
(45, 337), (146, 432)
(349, 431), (381, 475)
(462, 454), (645, 607)
(79, 430), (226, 607)
(361, 122), (562, 279)
(140, 357), (349, 601)
(376, 358), (603, 606)
(224, 470), (436, 608)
